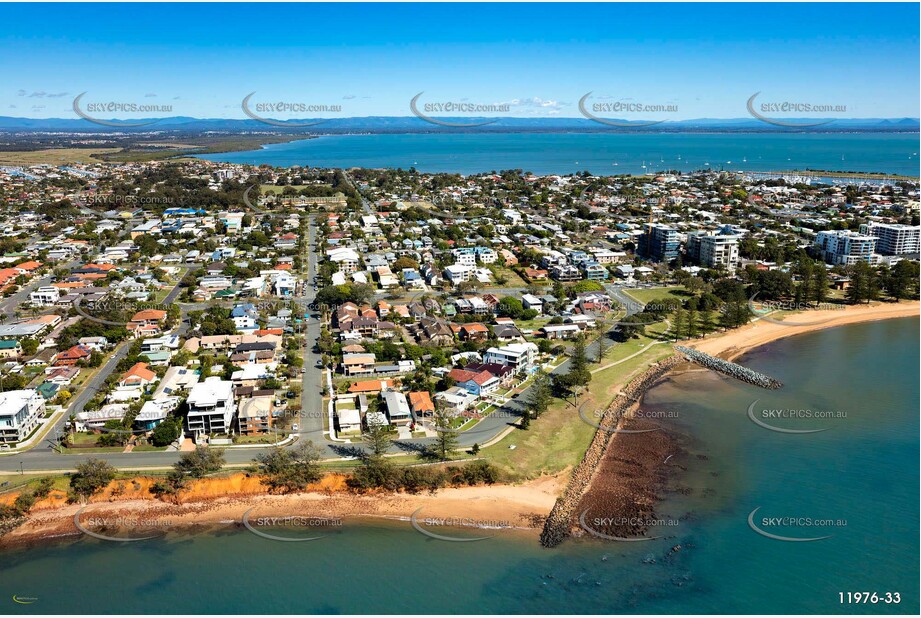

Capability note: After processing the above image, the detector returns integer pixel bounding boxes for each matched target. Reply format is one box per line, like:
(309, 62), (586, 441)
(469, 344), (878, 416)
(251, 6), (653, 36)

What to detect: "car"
(292, 423), (299, 432)
(316, 360), (323, 368)
(301, 368), (307, 374)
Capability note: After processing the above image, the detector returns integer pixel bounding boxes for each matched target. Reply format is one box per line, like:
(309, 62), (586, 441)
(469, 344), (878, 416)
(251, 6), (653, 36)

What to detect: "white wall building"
(185, 377), (236, 436)
(0, 389), (45, 444)
(859, 222), (920, 256)
(483, 342), (539, 374)
(30, 286), (62, 306)
(814, 231), (879, 266)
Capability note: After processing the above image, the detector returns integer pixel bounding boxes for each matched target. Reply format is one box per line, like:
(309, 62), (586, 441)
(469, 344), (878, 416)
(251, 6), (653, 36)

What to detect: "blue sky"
(2, 3), (918, 120)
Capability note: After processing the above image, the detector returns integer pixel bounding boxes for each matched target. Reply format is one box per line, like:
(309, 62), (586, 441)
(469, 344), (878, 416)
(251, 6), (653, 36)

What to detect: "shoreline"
(0, 473), (562, 549)
(687, 301), (918, 362)
(2, 301), (916, 550)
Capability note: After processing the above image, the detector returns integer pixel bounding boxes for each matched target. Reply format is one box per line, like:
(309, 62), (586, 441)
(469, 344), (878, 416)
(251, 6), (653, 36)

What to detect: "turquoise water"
(199, 132), (921, 176)
(2, 319), (918, 614)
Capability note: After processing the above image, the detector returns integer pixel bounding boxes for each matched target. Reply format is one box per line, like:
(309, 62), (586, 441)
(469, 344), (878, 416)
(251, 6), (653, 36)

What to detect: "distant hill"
(0, 115), (917, 133)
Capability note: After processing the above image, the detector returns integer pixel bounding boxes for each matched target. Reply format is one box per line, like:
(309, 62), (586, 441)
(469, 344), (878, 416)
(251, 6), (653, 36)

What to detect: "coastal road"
(29, 273), (193, 453)
(296, 215), (327, 443)
(0, 253), (649, 471)
(0, 260), (81, 317)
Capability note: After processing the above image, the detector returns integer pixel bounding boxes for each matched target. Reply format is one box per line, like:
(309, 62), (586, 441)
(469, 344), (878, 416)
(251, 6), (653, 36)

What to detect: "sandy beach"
(3, 300), (916, 549)
(689, 301), (918, 361)
(0, 472), (564, 547)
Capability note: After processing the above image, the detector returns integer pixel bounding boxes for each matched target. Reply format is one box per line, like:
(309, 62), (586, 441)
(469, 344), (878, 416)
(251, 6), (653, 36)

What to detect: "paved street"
(0, 214), (650, 472)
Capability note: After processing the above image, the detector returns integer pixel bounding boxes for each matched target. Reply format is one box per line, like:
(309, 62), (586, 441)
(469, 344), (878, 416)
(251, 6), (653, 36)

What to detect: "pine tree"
(797, 260), (814, 302)
(687, 308), (699, 338)
(565, 338), (591, 389)
(699, 309), (716, 334)
(846, 262), (868, 304)
(519, 410), (531, 430)
(672, 307), (686, 340)
(595, 325), (609, 363)
(813, 266), (829, 304)
(528, 369), (553, 418)
(433, 408), (459, 461)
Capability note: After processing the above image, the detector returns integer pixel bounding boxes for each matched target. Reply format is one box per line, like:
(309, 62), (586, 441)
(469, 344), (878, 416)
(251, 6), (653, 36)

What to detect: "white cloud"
(498, 97), (568, 114)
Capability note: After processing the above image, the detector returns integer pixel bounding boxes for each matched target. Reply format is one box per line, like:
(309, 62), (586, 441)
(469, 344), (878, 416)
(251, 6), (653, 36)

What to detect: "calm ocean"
(199, 132), (921, 176)
(2, 318), (918, 614)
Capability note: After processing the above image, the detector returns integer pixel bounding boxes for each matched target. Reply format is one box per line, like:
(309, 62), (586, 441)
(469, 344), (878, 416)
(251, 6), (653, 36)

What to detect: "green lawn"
(59, 446), (128, 454)
(485, 266), (527, 288)
(513, 316), (552, 332)
(482, 323), (676, 481)
(260, 184), (332, 195)
(483, 394), (596, 481)
(67, 432), (101, 446)
(233, 435), (280, 445)
(622, 286), (689, 305)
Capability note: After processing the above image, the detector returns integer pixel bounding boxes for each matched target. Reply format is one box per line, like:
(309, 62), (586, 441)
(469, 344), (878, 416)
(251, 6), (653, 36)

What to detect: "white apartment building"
(451, 248), (477, 267)
(483, 342), (539, 374)
(327, 247), (361, 273)
(591, 249), (627, 264)
(697, 235), (740, 271)
(0, 389), (45, 444)
(476, 249), (498, 264)
(859, 222), (920, 256)
(30, 286), (62, 306)
(814, 231), (879, 266)
(444, 264), (475, 285)
(185, 377), (237, 436)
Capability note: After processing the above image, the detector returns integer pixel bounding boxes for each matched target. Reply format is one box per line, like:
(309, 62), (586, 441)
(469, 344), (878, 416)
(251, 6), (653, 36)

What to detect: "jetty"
(674, 346), (783, 389)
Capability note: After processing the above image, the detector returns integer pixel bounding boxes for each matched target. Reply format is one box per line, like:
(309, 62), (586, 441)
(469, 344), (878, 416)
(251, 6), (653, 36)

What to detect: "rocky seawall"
(674, 345), (782, 389)
(540, 354), (682, 548)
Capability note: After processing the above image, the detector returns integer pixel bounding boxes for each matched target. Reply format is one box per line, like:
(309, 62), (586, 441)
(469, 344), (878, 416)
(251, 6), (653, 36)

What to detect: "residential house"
(237, 396), (274, 435)
(408, 391), (435, 419)
(186, 377), (237, 436)
(118, 362), (157, 389)
(0, 389), (45, 444)
(540, 324), (581, 340)
(347, 379), (395, 394)
(448, 368), (500, 397)
(128, 309), (168, 338)
(53, 344), (92, 367)
(483, 342), (539, 374)
(342, 353), (376, 377)
(382, 390), (412, 426)
(521, 294), (543, 314)
(0, 340), (21, 359)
